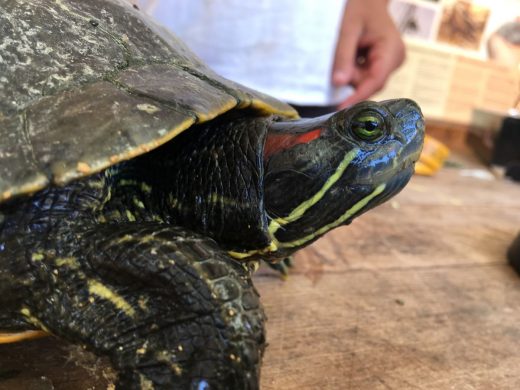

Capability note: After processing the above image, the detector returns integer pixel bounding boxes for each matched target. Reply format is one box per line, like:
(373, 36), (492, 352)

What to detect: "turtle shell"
(0, 0), (298, 202)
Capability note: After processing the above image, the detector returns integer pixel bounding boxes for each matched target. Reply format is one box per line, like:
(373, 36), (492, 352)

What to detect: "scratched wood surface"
(1, 161), (520, 390)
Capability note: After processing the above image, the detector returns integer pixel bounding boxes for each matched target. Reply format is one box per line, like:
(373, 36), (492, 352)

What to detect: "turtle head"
(260, 98), (424, 259)
(159, 98), (423, 262)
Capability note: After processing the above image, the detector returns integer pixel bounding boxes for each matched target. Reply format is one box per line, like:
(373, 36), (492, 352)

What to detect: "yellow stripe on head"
(278, 183), (386, 249)
(268, 148), (360, 235)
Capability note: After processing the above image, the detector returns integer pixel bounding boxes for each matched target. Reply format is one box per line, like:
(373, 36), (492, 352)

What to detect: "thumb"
(332, 20), (363, 86)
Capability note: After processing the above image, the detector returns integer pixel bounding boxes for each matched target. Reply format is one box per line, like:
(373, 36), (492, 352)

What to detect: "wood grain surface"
(1, 164), (520, 390)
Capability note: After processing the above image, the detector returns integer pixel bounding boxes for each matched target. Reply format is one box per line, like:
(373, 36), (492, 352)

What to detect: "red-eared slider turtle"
(0, 0), (424, 388)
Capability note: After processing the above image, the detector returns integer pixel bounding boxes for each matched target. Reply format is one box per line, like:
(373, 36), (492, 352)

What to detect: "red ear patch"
(264, 128), (322, 159)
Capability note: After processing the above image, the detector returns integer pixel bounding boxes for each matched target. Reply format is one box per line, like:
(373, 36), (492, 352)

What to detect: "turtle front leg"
(22, 224), (265, 389)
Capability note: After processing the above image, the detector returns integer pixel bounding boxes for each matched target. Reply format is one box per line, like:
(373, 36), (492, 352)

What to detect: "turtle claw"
(267, 257), (294, 279)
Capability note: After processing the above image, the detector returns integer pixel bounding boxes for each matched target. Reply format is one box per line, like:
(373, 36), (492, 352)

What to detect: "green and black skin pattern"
(0, 0), (425, 389)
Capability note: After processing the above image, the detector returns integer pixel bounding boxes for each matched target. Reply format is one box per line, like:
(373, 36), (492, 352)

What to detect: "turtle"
(0, 0), (425, 388)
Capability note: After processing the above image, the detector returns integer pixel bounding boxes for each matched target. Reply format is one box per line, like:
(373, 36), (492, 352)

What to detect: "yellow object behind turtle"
(415, 135), (450, 176)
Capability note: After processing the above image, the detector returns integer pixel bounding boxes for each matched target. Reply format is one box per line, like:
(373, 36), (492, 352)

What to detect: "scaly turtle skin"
(0, 0), (425, 388)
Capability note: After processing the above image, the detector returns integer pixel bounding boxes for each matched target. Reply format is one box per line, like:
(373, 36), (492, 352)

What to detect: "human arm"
(332, 0), (405, 108)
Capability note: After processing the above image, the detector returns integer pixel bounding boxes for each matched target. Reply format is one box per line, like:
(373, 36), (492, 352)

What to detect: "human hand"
(332, 0), (405, 108)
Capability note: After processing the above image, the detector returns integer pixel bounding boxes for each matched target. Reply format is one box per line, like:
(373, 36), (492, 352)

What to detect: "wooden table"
(2, 164), (520, 389)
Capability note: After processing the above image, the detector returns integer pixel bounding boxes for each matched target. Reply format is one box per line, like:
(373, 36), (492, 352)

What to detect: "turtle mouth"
(375, 143), (421, 204)
(373, 139), (422, 206)
(379, 162), (415, 204)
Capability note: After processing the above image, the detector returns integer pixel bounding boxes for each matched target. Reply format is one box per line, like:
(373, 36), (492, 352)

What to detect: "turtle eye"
(351, 111), (385, 141)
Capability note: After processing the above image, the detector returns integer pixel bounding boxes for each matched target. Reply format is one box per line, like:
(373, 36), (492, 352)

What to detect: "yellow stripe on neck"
(228, 183), (385, 259)
(229, 148), (362, 260)
(278, 183), (386, 249)
(268, 148), (360, 236)
(228, 240), (279, 259)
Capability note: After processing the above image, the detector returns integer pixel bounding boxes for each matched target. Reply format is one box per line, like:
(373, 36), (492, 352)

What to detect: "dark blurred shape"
(492, 116), (520, 179)
(507, 231), (520, 275)
(470, 113), (520, 173)
(505, 161), (520, 182)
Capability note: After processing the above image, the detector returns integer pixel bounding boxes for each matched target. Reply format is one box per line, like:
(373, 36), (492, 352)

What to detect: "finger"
(338, 76), (385, 108)
(338, 40), (403, 108)
(338, 58), (388, 108)
(332, 20), (363, 86)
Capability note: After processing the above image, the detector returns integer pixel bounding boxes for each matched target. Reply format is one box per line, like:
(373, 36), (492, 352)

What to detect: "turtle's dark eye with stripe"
(351, 111), (385, 141)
